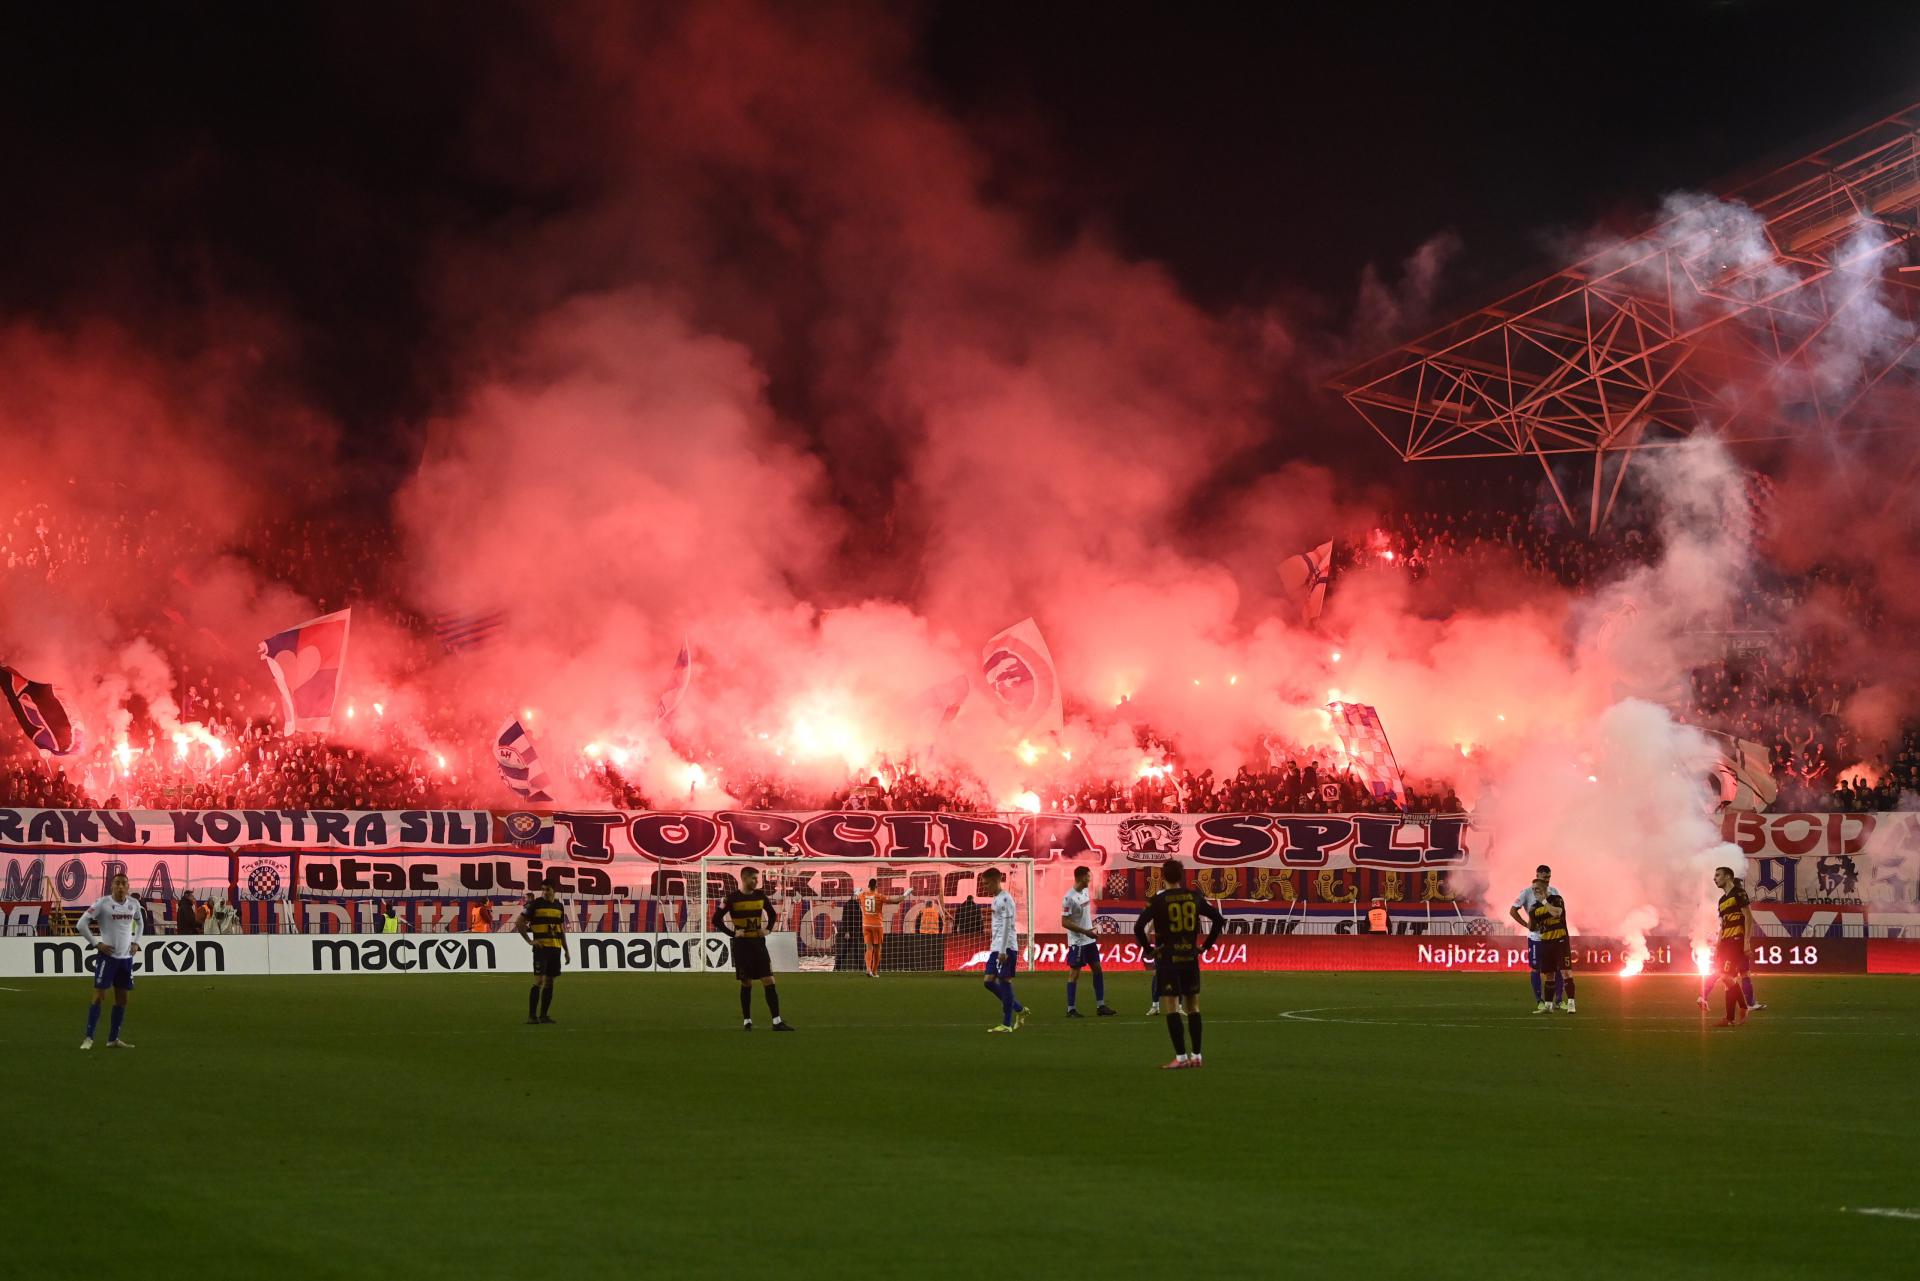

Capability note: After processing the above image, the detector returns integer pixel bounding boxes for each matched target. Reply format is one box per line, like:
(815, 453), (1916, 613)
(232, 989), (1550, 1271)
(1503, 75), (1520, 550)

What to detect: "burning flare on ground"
(1617, 906), (1659, 976)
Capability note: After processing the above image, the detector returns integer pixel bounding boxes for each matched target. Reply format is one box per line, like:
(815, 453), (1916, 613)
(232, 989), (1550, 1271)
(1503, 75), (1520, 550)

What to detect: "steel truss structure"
(1331, 101), (1920, 531)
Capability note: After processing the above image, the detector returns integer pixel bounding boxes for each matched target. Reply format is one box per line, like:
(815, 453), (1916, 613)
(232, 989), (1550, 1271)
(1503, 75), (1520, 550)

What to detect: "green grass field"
(7, 971), (1917, 1279)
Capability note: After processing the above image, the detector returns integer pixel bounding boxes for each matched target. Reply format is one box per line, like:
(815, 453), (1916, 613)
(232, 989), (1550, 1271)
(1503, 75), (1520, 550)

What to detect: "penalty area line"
(1843, 1207), (1920, 1221)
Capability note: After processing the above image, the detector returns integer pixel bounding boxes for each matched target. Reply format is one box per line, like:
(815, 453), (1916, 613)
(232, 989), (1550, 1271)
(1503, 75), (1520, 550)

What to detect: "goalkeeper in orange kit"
(856, 879), (894, 977)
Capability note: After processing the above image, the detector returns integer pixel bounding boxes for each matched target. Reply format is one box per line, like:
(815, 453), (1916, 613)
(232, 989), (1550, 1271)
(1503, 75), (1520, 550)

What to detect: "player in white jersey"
(1507, 863), (1576, 1012)
(77, 872), (142, 1049)
(1060, 865), (1116, 1017)
(980, 867), (1028, 1032)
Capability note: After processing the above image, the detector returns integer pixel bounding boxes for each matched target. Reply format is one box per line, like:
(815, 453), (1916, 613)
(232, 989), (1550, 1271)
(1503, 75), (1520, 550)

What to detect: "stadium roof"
(1330, 99), (1920, 531)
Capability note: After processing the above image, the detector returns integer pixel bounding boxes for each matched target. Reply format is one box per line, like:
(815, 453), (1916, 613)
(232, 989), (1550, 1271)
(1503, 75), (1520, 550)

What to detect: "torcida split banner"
(0, 807), (1470, 867)
(1, 808), (1475, 919)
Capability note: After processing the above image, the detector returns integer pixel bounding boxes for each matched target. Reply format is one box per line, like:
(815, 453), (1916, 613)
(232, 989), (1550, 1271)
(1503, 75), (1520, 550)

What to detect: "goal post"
(698, 856), (1036, 974)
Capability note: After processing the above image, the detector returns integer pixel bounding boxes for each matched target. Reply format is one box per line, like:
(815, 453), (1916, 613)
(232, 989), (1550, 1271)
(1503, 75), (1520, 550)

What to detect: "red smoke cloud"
(7, 1), (1918, 956)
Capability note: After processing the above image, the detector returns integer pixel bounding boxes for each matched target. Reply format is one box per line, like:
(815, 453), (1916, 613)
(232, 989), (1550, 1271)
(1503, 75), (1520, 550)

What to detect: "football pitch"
(8, 972), (1916, 1279)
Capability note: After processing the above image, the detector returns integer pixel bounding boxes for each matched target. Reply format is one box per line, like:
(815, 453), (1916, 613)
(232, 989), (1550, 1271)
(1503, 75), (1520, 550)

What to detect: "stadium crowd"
(1365, 476), (1898, 815)
(1, 478), (1910, 816)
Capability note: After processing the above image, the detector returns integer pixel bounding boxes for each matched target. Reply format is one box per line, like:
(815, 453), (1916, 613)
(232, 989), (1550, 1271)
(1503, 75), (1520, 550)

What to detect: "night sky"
(6, 0), (1920, 486)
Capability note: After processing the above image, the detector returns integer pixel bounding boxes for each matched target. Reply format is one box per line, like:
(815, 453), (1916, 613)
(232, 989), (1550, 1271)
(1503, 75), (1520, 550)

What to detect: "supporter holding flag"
(1326, 701), (1407, 808)
(981, 618), (1063, 734)
(496, 719), (555, 804)
(1, 664), (79, 755)
(908, 673), (970, 751)
(259, 609), (351, 734)
(656, 640), (692, 721)
(1279, 540), (1333, 623)
(432, 609), (508, 654)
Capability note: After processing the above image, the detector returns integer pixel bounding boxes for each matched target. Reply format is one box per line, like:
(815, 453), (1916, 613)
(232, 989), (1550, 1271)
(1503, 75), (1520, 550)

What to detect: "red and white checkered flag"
(1327, 701), (1407, 809)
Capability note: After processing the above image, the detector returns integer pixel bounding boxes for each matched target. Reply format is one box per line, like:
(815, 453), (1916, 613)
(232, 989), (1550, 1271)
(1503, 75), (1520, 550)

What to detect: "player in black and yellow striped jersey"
(1526, 877), (1572, 1014)
(514, 878), (570, 1025)
(1709, 866), (1754, 1028)
(711, 866), (794, 1031)
(1698, 874), (1765, 1015)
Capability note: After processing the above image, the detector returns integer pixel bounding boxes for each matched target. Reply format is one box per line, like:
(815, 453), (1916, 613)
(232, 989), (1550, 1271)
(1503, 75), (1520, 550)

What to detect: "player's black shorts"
(1155, 958), (1202, 998)
(1716, 937), (1749, 976)
(1533, 939), (1570, 973)
(532, 946), (563, 978)
(732, 936), (773, 981)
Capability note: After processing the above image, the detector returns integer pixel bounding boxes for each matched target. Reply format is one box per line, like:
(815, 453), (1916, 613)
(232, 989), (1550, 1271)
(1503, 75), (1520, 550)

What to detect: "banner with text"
(3, 809), (1478, 913)
(1725, 811), (1920, 909)
(0, 807), (1471, 867)
(0, 932), (801, 979)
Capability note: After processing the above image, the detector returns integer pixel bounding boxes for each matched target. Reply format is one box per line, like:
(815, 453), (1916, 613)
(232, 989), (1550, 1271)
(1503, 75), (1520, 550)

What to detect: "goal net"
(698, 857), (1035, 974)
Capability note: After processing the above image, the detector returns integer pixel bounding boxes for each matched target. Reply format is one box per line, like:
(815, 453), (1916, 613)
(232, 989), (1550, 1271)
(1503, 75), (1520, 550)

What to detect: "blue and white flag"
(432, 609), (508, 654)
(655, 640), (692, 721)
(1, 665), (79, 755)
(260, 609), (351, 735)
(495, 719), (554, 804)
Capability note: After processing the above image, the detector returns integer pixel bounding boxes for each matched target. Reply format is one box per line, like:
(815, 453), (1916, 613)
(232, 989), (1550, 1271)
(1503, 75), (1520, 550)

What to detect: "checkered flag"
(1327, 701), (1407, 809)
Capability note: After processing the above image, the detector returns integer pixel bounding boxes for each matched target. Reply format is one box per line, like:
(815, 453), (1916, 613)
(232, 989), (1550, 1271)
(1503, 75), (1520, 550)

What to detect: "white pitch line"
(1844, 1207), (1920, 1221)
(1276, 1005), (1908, 1034)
